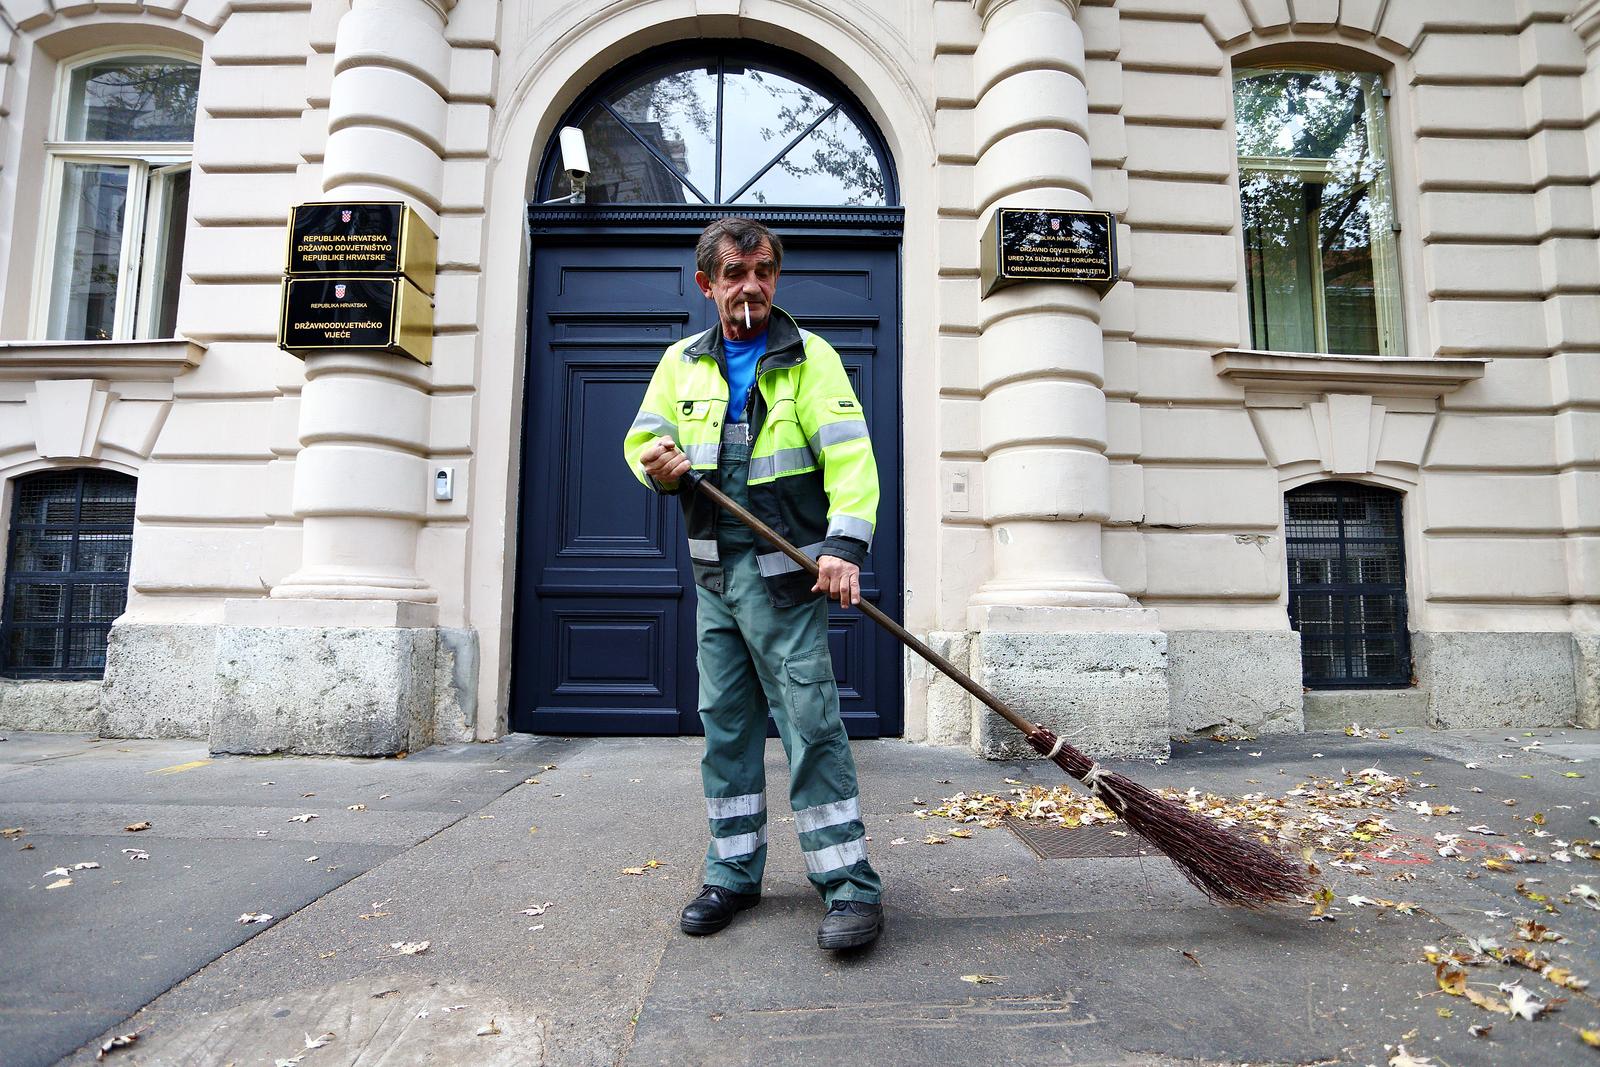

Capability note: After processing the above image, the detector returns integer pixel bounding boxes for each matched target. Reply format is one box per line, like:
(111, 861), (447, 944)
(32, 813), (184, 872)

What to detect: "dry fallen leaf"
(123, 821), (150, 832)
(1308, 885), (1335, 920)
(288, 813), (318, 823)
(347, 804), (366, 812)
(237, 912), (272, 924)
(303, 1032), (335, 1050)
(621, 867), (647, 876)
(390, 940), (430, 955)
(923, 835), (947, 845)
(1469, 1024), (1493, 1038)
(1388, 1046), (1436, 1067)
(949, 829), (973, 839)
(45, 878), (71, 890)
(1504, 983), (1547, 1021)
(476, 1019), (502, 1037)
(959, 974), (1005, 984)
(1, 827), (25, 839)
(1578, 1028), (1600, 1047)
(121, 849), (149, 860)
(519, 902), (554, 917)
(1464, 988), (1510, 1015)
(96, 1027), (146, 1059)
(1573, 884), (1600, 911)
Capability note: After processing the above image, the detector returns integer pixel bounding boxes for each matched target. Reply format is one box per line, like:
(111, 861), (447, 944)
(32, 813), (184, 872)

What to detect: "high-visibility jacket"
(623, 306), (879, 607)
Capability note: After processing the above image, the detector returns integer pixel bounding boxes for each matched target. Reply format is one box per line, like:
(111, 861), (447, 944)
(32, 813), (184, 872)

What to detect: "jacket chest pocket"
(761, 398), (808, 451)
(677, 400), (720, 429)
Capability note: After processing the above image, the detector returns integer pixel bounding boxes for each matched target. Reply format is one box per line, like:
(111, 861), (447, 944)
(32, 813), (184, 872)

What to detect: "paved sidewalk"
(2, 728), (1597, 1066)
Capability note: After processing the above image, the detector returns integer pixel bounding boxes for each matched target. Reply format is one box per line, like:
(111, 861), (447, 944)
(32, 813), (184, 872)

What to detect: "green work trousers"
(696, 427), (883, 904)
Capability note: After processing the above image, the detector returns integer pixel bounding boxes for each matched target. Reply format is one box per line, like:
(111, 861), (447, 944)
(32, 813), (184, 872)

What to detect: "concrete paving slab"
(23, 729), (1600, 1067)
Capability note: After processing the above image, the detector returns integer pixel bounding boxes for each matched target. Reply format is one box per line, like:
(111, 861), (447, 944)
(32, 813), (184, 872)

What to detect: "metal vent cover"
(1004, 817), (1150, 860)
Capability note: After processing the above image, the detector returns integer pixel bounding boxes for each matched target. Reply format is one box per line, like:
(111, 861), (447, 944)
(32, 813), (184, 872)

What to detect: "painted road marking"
(149, 759), (214, 776)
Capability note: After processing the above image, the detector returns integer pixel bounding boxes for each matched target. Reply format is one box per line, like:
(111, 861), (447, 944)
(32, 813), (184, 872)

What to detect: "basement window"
(2, 470), (137, 679)
(1285, 481), (1411, 688)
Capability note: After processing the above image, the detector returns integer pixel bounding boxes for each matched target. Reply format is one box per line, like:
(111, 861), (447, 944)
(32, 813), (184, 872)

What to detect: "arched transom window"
(541, 48), (893, 207)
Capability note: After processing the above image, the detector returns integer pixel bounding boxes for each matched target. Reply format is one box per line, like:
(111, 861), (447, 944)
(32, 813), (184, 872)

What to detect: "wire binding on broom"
(1025, 726), (1316, 909)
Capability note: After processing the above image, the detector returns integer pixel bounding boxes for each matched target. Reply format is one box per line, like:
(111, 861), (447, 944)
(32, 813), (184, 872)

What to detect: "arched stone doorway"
(510, 42), (905, 738)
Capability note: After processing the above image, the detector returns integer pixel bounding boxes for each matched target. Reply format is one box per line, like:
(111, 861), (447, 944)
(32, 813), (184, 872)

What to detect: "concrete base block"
(211, 626), (437, 756)
(1416, 632), (1577, 729)
(913, 632), (974, 748)
(434, 627), (479, 742)
(0, 680), (102, 732)
(99, 624), (218, 739)
(1167, 630), (1303, 736)
(1304, 689), (1430, 731)
(1574, 633), (1600, 730)
(970, 629), (1169, 760)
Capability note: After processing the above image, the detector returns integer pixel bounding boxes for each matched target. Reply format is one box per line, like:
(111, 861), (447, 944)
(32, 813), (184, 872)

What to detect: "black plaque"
(278, 276), (434, 364)
(981, 208), (1118, 295)
(289, 203), (404, 274)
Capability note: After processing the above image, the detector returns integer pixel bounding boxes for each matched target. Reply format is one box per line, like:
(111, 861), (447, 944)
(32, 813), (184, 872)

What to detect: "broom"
(681, 468), (1315, 908)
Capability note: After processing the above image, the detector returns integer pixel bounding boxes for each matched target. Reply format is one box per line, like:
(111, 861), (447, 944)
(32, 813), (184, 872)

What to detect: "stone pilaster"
(964, 0), (1168, 757)
(1566, 3), (1600, 727)
(273, 0), (453, 605)
(210, 0), (459, 755)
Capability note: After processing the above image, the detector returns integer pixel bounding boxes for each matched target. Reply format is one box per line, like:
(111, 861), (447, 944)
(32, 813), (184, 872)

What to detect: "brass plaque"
(286, 201), (437, 295)
(277, 276), (434, 365)
(980, 208), (1118, 296)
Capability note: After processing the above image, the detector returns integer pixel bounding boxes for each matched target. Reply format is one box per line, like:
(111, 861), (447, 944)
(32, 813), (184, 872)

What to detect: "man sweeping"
(623, 216), (884, 951)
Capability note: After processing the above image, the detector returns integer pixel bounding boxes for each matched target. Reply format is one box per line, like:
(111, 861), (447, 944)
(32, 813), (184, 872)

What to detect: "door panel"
(514, 238), (901, 737)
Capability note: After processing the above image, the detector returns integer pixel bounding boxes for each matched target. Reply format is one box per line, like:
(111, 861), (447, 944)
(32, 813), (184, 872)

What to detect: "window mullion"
(114, 158), (152, 340)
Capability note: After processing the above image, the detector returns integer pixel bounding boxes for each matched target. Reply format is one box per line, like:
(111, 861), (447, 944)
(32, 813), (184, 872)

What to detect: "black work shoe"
(679, 884), (760, 935)
(817, 899), (883, 950)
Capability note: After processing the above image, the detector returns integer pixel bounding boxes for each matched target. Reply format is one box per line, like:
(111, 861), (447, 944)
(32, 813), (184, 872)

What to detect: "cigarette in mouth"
(744, 301), (751, 329)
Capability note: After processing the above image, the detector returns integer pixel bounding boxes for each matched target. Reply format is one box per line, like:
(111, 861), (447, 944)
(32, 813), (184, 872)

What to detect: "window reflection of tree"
(77, 63), (199, 141)
(1237, 71), (1388, 354)
(749, 76), (883, 205)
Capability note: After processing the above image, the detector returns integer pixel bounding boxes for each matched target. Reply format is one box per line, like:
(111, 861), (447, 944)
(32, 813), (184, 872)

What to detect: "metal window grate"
(3, 469), (136, 679)
(1285, 481), (1411, 688)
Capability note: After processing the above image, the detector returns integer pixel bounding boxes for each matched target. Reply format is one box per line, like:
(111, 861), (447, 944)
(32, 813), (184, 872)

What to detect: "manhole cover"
(1004, 816), (1150, 860)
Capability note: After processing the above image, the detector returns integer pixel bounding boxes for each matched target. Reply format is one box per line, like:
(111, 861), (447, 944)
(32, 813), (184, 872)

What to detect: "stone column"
(211, 0), (456, 755)
(965, 0), (1169, 757)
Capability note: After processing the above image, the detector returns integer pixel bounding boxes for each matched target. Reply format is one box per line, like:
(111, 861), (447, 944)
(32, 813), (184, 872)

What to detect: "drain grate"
(1004, 816), (1150, 860)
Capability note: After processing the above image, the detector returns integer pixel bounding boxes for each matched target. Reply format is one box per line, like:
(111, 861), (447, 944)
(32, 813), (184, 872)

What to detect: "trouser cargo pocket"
(784, 648), (840, 745)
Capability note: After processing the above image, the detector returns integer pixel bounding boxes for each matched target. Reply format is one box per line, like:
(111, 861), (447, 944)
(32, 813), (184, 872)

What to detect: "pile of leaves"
(924, 766), (1415, 862)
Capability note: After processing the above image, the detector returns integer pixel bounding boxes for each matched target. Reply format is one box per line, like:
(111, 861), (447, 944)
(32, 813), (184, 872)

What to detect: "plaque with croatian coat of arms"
(286, 201), (437, 295)
(279, 201), (438, 364)
(980, 208), (1119, 296)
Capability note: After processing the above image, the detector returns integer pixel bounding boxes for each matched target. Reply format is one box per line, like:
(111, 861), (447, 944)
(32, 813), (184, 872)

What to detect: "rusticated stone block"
(1167, 630), (1303, 736)
(211, 625), (436, 755)
(99, 624), (219, 739)
(971, 629), (1169, 759)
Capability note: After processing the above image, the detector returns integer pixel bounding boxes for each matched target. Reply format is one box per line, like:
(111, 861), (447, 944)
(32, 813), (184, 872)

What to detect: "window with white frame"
(1234, 68), (1404, 356)
(34, 52), (200, 342)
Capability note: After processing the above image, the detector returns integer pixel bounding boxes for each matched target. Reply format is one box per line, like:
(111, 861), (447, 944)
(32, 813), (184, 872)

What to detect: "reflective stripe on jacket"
(623, 306), (879, 606)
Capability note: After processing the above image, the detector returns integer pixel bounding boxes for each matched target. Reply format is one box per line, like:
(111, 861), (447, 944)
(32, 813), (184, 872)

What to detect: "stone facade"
(1, 0), (1598, 753)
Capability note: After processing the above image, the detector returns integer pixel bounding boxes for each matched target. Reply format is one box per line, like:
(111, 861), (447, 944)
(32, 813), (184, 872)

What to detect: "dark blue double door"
(514, 232), (902, 737)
